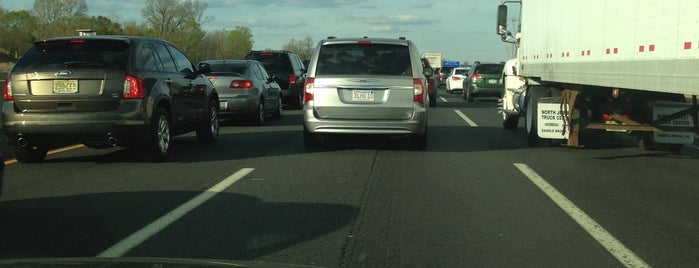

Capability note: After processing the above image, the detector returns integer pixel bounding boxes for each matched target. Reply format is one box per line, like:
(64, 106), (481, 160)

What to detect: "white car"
(445, 67), (468, 94)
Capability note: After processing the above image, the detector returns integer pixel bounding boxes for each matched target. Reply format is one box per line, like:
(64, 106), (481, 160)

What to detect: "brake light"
(260, 53), (274, 56)
(123, 75), (144, 99)
(451, 76), (461, 81)
(413, 78), (425, 104)
(470, 74), (481, 80)
(303, 77), (315, 103)
(230, 80), (253, 88)
(69, 39), (86, 44)
(3, 77), (12, 101)
(357, 40), (372, 45)
(289, 74), (297, 85)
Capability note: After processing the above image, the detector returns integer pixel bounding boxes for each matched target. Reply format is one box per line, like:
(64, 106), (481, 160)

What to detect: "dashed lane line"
(454, 110), (478, 127)
(97, 168), (256, 257)
(513, 163), (651, 268)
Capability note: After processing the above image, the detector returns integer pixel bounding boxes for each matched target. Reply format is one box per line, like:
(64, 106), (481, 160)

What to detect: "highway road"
(1, 91), (698, 267)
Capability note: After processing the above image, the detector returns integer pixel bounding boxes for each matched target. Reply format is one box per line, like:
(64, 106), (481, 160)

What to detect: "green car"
(462, 62), (504, 102)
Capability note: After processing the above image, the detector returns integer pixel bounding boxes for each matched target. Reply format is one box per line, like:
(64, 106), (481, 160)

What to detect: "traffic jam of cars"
(2, 1), (699, 267)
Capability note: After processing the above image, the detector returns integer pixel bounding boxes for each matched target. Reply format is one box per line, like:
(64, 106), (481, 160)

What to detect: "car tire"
(303, 125), (319, 148)
(196, 99), (219, 144)
(12, 145), (48, 163)
(142, 107), (171, 162)
(466, 89), (475, 102)
(272, 97), (283, 119)
(252, 100), (265, 125)
(297, 91), (305, 110)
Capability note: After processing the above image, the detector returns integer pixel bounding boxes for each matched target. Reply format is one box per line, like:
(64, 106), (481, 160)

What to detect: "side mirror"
(497, 5), (508, 35)
(197, 63), (212, 74)
(267, 75), (278, 83)
(422, 67), (434, 77)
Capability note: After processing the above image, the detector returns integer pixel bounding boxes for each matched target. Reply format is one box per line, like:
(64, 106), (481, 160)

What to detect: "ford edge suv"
(2, 36), (219, 163)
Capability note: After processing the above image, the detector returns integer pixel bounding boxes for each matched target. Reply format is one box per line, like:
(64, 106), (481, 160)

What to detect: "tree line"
(0, 0), (314, 67)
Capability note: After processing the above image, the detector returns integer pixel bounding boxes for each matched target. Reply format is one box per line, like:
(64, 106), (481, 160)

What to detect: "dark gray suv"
(2, 36), (219, 163)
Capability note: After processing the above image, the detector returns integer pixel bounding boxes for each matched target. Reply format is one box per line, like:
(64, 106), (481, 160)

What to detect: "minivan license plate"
(488, 79), (498, 84)
(53, 80), (78, 94)
(352, 90), (374, 101)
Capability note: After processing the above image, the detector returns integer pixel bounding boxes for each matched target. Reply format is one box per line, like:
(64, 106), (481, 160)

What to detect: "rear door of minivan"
(311, 41), (415, 120)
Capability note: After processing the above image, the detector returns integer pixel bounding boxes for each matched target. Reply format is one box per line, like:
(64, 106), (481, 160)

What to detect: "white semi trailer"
(497, 0), (698, 149)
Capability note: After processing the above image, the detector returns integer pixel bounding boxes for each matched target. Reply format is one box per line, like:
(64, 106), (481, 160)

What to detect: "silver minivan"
(302, 37), (432, 149)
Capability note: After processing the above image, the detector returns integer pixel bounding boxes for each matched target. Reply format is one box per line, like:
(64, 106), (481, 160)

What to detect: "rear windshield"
(316, 44), (412, 76)
(475, 64), (504, 75)
(209, 63), (246, 74)
(455, 68), (468, 75)
(13, 39), (130, 72)
(247, 53), (291, 75)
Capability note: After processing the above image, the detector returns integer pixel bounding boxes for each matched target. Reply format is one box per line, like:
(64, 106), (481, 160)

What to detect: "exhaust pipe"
(17, 136), (29, 148)
(106, 133), (118, 147)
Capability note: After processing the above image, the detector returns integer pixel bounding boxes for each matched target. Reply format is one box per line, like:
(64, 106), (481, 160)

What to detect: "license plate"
(488, 79), (498, 84)
(219, 101), (228, 109)
(352, 90), (375, 102)
(604, 120), (627, 132)
(53, 80), (78, 94)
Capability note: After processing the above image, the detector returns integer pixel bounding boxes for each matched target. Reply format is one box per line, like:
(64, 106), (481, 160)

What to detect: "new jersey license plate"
(352, 90), (375, 102)
(53, 80), (78, 94)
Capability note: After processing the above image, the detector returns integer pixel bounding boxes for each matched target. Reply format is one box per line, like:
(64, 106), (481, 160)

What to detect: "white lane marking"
(97, 168), (255, 257)
(513, 163), (650, 268)
(454, 110), (478, 127)
(439, 96), (448, 102)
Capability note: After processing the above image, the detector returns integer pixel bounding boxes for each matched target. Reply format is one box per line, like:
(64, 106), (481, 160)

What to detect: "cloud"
(370, 25), (393, 32)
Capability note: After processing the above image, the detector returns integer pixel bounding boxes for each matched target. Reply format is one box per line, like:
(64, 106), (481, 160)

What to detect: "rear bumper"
(302, 102), (427, 135)
(471, 86), (502, 96)
(1, 101), (149, 146)
(219, 96), (260, 116)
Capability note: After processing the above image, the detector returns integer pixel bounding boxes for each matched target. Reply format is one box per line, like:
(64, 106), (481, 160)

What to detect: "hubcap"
(210, 106), (219, 135)
(278, 99), (283, 115)
(157, 115), (170, 153)
(258, 103), (265, 123)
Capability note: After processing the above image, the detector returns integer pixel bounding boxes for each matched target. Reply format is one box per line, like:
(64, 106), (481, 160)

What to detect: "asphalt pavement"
(0, 91), (698, 267)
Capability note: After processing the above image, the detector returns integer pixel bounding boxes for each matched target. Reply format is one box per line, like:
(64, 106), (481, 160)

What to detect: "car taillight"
(303, 77), (315, 103)
(452, 76), (461, 81)
(3, 77), (12, 101)
(413, 78), (425, 104)
(230, 80), (253, 88)
(289, 74), (297, 85)
(123, 75), (144, 99)
(470, 74), (481, 80)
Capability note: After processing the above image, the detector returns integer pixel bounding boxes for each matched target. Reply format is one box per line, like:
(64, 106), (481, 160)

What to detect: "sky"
(0, 0), (515, 63)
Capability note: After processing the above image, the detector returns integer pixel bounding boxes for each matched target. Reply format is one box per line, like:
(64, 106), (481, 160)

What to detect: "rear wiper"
(64, 61), (105, 68)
